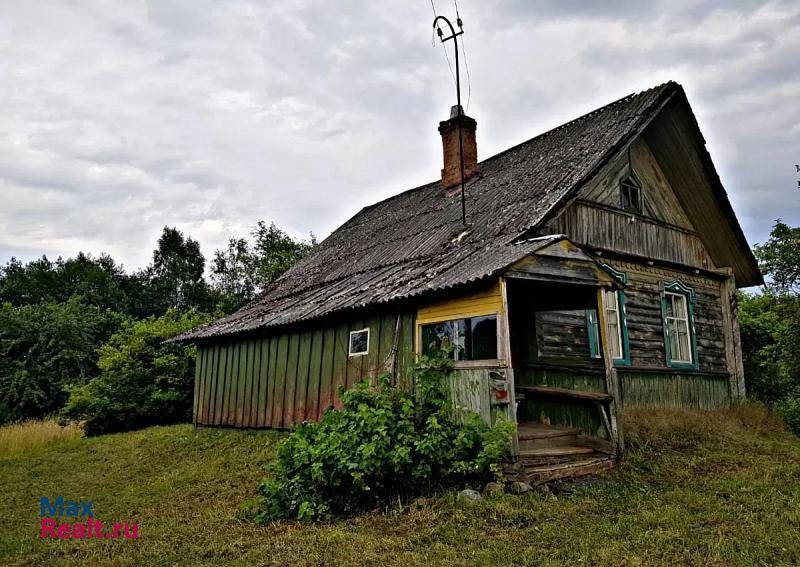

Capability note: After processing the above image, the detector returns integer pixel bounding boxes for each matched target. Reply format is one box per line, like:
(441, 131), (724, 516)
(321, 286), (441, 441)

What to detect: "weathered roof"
(178, 82), (694, 341)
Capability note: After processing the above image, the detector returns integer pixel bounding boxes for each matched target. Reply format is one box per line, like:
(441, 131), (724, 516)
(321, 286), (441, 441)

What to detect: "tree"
(754, 220), (800, 294)
(63, 310), (211, 436)
(0, 253), (130, 312)
(740, 221), (800, 433)
(211, 221), (315, 312)
(0, 298), (124, 424)
(149, 227), (211, 313)
(210, 237), (257, 313)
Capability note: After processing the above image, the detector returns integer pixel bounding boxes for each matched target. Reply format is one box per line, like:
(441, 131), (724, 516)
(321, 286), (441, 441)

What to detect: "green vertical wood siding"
(194, 312), (415, 428)
(620, 371), (730, 410)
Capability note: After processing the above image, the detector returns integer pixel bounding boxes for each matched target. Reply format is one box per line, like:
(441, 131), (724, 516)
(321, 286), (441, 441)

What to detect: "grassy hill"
(1, 407), (799, 566)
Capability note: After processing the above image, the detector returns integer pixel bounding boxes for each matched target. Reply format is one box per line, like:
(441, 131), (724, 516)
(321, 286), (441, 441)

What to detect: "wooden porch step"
(504, 457), (615, 485)
(517, 423), (581, 450)
(519, 445), (597, 466)
(517, 423), (581, 440)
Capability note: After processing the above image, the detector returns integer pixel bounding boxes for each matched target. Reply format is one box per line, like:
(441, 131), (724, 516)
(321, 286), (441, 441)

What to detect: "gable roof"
(178, 81), (758, 342)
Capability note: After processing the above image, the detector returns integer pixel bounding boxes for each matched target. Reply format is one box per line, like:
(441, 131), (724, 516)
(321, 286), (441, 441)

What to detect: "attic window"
(348, 328), (369, 357)
(620, 172), (642, 214)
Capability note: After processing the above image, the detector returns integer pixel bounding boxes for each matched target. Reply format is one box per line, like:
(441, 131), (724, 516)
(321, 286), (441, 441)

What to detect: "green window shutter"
(586, 309), (601, 359)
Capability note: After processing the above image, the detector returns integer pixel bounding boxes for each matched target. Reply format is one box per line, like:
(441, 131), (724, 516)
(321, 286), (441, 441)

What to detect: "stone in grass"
(508, 481), (533, 494)
(458, 488), (483, 502)
(484, 482), (505, 495)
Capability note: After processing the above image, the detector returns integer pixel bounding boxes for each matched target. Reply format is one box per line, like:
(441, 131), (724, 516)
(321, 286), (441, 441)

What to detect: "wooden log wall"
(531, 262), (728, 374)
(193, 312), (416, 429)
(524, 261), (732, 411)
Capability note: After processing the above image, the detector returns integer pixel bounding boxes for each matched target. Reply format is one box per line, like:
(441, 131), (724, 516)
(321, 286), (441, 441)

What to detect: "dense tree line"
(0, 222), (314, 430)
(739, 221), (800, 433)
(0, 218), (797, 436)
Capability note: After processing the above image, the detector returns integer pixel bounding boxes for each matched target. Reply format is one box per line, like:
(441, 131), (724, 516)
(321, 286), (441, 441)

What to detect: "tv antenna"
(433, 13), (467, 226)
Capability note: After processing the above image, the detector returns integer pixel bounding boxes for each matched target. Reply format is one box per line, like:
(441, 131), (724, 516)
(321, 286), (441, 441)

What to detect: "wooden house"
(176, 82), (761, 480)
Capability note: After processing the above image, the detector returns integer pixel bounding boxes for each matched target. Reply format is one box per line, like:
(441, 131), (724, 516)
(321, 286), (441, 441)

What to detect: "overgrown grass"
(0, 419), (83, 455)
(1, 406), (799, 566)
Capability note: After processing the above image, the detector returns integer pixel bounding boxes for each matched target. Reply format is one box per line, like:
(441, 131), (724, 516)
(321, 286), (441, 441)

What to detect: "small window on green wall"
(661, 281), (699, 369)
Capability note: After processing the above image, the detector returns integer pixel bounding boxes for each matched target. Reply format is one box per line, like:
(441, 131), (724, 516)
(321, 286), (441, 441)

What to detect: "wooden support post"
(720, 270), (746, 402)
(597, 287), (624, 454)
(499, 277), (519, 455)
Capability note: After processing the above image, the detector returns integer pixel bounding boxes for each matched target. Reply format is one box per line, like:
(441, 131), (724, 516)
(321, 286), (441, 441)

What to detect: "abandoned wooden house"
(177, 81), (761, 482)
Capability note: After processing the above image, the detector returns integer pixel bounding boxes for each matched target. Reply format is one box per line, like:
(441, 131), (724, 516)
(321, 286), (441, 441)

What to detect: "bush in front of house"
(254, 355), (515, 522)
(63, 309), (210, 436)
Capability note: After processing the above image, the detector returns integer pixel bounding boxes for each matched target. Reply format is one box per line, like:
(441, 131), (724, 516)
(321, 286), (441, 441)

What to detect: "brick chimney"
(438, 105), (479, 188)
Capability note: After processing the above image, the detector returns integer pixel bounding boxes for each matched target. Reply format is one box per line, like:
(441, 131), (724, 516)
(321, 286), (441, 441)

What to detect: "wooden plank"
(200, 347), (213, 425)
(283, 333), (300, 428)
(318, 326), (336, 414)
(379, 313), (398, 380)
(257, 338), (270, 428)
(205, 345), (220, 425)
(295, 331), (313, 423)
(225, 343), (240, 426)
(362, 316), (381, 382)
(198, 347), (210, 425)
(398, 313), (416, 388)
(265, 336), (279, 428)
(719, 272), (745, 401)
(331, 323), (350, 408)
(241, 340), (254, 427)
(233, 341), (247, 427)
(272, 334), (289, 428)
(597, 288), (623, 453)
(209, 345), (222, 425)
(216, 344), (231, 426)
(192, 348), (203, 425)
(307, 328), (324, 421)
(250, 339), (260, 427)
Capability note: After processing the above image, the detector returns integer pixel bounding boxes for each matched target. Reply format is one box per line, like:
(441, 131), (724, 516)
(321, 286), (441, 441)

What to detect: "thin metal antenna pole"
(433, 15), (467, 226)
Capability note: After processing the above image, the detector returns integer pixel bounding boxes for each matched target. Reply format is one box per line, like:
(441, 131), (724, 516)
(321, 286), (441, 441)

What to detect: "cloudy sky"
(1, 0), (798, 271)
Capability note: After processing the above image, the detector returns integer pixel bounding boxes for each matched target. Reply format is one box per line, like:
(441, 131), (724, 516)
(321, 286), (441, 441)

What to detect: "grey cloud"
(0, 0), (797, 270)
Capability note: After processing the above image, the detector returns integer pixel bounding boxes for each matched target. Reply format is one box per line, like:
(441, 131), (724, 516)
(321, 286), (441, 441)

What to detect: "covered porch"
(418, 238), (624, 483)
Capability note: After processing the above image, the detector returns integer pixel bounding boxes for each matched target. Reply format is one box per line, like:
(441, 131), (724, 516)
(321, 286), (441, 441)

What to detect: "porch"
(421, 239), (624, 483)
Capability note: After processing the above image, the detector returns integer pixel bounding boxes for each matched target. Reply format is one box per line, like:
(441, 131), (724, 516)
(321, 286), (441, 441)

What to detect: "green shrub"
(775, 393), (800, 436)
(255, 355), (515, 522)
(63, 309), (210, 436)
(0, 298), (123, 425)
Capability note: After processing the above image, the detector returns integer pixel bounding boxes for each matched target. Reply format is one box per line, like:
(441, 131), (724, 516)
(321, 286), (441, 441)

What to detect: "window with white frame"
(663, 291), (693, 364)
(348, 328), (369, 356)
